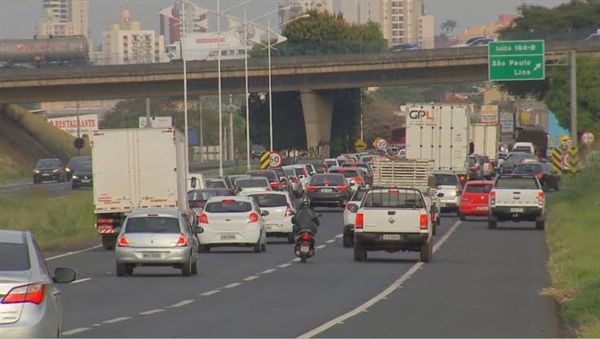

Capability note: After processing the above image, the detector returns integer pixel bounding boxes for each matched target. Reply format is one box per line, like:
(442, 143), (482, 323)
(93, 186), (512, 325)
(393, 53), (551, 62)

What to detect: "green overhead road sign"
(488, 40), (545, 81)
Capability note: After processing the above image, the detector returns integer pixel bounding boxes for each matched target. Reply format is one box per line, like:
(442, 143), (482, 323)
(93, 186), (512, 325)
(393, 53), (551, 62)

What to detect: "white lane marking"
(102, 316), (131, 324)
(223, 282), (241, 289)
(200, 290), (220, 296)
(297, 220), (463, 338)
(167, 299), (194, 308)
(316, 244), (326, 249)
(326, 239), (335, 244)
(47, 245), (102, 261)
(70, 278), (91, 284)
(243, 275), (259, 281)
(292, 258), (301, 262)
(261, 268), (276, 274)
(277, 263), (292, 268)
(335, 234), (343, 238)
(139, 309), (165, 315)
(49, 196), (66, 200)
(62, 327), (91, 336)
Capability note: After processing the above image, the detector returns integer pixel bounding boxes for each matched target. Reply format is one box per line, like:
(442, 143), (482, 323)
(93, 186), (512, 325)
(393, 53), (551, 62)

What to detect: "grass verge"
(544, 146), (600, 338)
(0, 153), (28, 183)
(0, 189), (97, 251)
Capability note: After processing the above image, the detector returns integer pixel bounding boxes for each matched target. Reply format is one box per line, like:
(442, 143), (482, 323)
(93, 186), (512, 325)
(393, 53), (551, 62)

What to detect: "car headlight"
(66, 167), (71, 172)
(53, 169), (59, 173)
(72, 175), (79, 180)
(34, 169), (40, 173)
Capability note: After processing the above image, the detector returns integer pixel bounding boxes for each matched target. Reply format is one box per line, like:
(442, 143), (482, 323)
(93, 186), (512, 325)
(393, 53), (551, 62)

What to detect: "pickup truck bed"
(488, 174), (546, 230)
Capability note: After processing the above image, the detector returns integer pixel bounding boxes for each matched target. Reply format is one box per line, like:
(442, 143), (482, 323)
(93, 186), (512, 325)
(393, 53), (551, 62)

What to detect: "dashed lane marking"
(243, 275), (259, 281)
(335, 234), (343, 238)
(261, 268), (276, 274)
(200, 290), (221, 297)
(325, 239), (335, 244)
(277, 263), (292, 268)
(139, 309), (165, 315)
(316, 244), (326, 249)
(47, 245), (102, 261)
(167, 299), (194, 308)
(62, 327), (91, 336)
(102, 316), (131, 324)
(223, 282), (242, 289)
(71, 278), (91, 284)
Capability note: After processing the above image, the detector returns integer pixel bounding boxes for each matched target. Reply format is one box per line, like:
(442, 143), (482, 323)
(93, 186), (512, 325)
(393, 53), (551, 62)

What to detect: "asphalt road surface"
(46, 208), (559, 338)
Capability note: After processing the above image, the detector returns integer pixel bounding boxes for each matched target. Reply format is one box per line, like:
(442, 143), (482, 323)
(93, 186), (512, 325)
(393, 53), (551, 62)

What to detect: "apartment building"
(36, 0), (89, 37)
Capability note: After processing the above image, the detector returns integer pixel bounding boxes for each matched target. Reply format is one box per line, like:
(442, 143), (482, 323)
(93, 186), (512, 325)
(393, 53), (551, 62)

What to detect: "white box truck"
(405, 103), (471, 184)
(470, 123), (499, 163)
(91, 128), (189, 250)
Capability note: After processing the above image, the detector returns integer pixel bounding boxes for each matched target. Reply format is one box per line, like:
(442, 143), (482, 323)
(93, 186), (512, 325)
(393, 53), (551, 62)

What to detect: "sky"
(0, 0), (569, 42)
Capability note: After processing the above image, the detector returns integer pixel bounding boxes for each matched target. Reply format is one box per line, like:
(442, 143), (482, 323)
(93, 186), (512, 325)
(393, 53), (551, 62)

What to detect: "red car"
(458, 180), (493, 220)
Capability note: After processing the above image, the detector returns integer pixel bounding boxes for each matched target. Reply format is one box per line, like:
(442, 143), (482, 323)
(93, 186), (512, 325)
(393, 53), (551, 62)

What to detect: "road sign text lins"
(488, 40), (545, 81)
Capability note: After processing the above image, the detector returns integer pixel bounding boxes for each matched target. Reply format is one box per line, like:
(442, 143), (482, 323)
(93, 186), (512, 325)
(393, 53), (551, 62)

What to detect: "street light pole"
(217, 0), (224, 176)
(244, 10), (251, 170)
(267, 18), (274, 151)
(182, 1), (189, 173)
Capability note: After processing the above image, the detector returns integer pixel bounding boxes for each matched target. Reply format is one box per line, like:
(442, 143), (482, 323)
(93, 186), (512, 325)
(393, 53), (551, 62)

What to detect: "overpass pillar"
(300, 90), (334, 158)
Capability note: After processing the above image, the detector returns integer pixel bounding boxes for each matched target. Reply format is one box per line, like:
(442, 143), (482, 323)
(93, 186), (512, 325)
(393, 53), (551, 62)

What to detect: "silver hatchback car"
(114, 208), (201, 277)
(0, 229), (77, 338)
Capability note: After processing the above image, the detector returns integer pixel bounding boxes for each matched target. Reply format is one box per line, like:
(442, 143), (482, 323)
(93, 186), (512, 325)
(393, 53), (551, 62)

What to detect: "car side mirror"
(196, 226), (204, 234)
(53, 267), (77, 284)
(261, 210), (269, 216)
(191, 177), (197, 189)
(291, 217), (297, 224)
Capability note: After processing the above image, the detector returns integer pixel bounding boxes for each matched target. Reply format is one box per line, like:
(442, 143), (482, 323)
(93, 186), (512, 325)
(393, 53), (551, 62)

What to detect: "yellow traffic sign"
(260, 151), (271, 170)
(355, 139), (367, 152)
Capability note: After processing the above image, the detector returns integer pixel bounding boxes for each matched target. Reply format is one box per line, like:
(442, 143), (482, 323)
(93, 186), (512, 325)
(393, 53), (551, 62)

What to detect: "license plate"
(142, 253), (162, 259)
(42, 173), (50, 176)
(300, 245), (309, 253)
(510, 208), (524, 213)
(476, 206), (488, 210)
(220, 234), (236, 240)
(382, 234), (401, 240)
(439, 203), (446, 207)
(321, 189), (332, 193)
(82, 179), (90, 183)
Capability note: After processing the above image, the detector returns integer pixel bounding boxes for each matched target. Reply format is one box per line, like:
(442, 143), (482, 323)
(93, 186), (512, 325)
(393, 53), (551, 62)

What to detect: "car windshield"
(343, 163), (371, 172)
(325, 160), (337, 167)
(236, 178), (268, 188)
(507, 153), (536, 163)
(310, 174), (345, 186)
(363, 190), (425, 208)
(205, 180), (226, 189)
(513, 164), (543, 174)
(513, 146), (532, 153)
(469, 157), (477, 166)
(465, 184), (492, 193)
(283, 168), (295, 176)
(477, 155), (490, 163)
(68, 156), (91, 167)
(329, 169), (360, 178)
(495, 177), (540, 189)
(0, 242), (31, 271)
(76, 162), (92, 171)
(247, 171), (277, 181)
(187, 190), (228, 201)
(230, 176), (250, 185)
(248, 193), (288, 207)
(125, 217), (181, 233)
(204, 200), (253, 213)
(434, 174), (458, 185)
(36, 159), (60, 168)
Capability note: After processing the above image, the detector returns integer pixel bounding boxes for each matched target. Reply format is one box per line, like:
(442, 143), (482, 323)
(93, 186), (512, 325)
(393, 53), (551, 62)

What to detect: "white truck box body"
(187, 172), (206, 191)
(470, 123), (499, 160)
(92, 128), (187, 214)
(405, 104), (470, 174)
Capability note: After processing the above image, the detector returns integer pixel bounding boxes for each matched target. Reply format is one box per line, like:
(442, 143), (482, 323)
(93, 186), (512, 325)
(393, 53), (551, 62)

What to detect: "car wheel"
(287, 233), (295, 244)
(261, 238), (267, 252)
(125, 265), (134, 276)
(419, 241), (433, 262)
(181, 258), (192, 277)
(488, 220), (497, 229)
(353, 245), (367, 262)
(191, 258), (199, 275)
(253, 239), (262, 253)
(116, 263), (126, 277)
(342, 231), (353, 248)
(535, 220), (546, 230)
(198, 245), (211, 253)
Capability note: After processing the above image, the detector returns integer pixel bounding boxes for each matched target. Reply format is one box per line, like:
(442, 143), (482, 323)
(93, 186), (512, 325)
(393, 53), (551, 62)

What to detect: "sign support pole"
(76, 101), (81, 156)
(569, 51), (578, 148)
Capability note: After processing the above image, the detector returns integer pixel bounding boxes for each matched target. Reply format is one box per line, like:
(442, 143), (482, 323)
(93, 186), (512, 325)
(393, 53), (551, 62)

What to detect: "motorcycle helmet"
(300, 196), (311, 207)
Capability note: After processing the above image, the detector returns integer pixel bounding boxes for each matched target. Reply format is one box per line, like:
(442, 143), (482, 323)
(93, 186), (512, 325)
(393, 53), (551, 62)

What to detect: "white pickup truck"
(488, 174), (546, 230)
(353, 187), (434, 262)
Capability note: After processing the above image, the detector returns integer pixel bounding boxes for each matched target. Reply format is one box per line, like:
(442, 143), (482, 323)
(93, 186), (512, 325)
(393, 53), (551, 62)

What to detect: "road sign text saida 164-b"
(488, 40), (545, 82)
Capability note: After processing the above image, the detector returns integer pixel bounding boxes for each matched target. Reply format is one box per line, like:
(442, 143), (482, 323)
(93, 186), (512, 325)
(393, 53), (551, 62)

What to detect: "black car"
(512, 161), (560, 191)
(499, 152), (536, 174)
(71, 161), (93, 189)
(65, 156), (92, 180)
(305, 173), (349, 208)
(33, 158), (65, 184)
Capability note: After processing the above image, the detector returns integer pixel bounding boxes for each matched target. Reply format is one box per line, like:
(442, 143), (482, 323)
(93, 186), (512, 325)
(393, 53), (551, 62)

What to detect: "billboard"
(47, 114), (98, 138)
(138, 116), (173, 128)
(480, 105), (499, 124)
(499, 112), (514, 133)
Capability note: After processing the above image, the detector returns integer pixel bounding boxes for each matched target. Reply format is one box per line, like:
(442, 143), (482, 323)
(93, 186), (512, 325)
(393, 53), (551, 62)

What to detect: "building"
(417, 15), (434, 49)
(101, 7), (165, 65)
(159, 2), (210, 46)
(279, 0), (334, 25)
(457, 14), (516, 43)
(340, 0), (381, 24)
(36, 0), (88, 37)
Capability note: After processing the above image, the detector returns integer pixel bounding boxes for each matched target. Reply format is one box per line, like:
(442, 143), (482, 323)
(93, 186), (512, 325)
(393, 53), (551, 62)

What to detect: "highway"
(46, 209), (559, 338)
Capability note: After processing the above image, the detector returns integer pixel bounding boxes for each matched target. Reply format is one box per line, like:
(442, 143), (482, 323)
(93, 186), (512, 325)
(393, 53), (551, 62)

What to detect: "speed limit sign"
(581, 131), (595, 145)
(269, 151), (283, 168)
(375, 138), (388, 150)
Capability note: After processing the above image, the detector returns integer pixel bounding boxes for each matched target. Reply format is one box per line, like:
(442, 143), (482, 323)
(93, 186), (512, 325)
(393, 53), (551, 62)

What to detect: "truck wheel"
(287, 233), (295, 244)
(488, 220), (497, 229)
(342, 231), (353, 248)
(535, 220), (546, 230)
(181, 258), (192, 277)
(353, 246), (367, 262)
(125, 265), (134, 276)
(116, 263), (126, 277)
(459, 213), (465, 221)
(102, 235), (116, 251)
(420, 241), (433, 262)
(253, 240), (261, 253)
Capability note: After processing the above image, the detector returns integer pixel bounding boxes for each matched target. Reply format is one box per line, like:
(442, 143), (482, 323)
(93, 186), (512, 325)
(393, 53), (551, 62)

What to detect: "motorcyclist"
(292, 196), (320, 236)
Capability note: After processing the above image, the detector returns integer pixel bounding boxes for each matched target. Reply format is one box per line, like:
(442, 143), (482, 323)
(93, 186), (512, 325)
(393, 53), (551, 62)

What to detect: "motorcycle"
(294, 229), (316, 263)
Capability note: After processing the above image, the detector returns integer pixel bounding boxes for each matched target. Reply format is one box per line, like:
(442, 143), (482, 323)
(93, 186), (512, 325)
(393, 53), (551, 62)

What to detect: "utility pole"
(198, 96), (204, 161)
(145, 98), (151, 127)
(569, 51), (578, 148)
(228, 94), (235, 161)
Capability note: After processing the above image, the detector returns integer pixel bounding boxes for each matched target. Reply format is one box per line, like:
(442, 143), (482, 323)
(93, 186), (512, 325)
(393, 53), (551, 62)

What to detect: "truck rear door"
(360, 189), (427, 233)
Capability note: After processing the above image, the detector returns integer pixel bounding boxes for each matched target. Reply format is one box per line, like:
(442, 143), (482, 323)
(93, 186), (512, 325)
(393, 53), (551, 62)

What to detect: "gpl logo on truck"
(408, 110), (435, 120)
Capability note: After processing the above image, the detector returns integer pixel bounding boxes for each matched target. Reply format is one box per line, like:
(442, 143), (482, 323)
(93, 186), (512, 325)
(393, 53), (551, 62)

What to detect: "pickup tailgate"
(362, 208), (423, 233)
(494, 189), (539, 207)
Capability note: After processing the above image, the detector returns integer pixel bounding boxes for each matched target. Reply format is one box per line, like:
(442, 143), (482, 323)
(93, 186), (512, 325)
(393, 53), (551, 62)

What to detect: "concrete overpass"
(1, 40), (598, 156)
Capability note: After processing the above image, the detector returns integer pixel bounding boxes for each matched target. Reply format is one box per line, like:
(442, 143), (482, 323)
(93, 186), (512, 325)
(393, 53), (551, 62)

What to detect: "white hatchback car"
(245, 191), (296, 243)
(197, 196), (268, 253)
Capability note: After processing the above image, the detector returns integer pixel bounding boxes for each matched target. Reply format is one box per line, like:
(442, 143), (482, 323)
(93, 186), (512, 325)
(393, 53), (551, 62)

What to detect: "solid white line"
(335, 234), (343, 238)
(261, 268), (276, 274)
(70, 278), (91, 284)
(62, 327), (91, 336)
(291, 258), (301, 262)
(277, 263), (292, 268)
(223, 282), (241, 289)
(47, 245), (102, 261)
(139, 309), (165, 315)
(167, 299), (194, 308)
(326, 239), (335, 244)
(316, 244), (326, 249)
(102, 316), (131, 324)
(243, 275), (259, 281)
(200, 290), (220, 296)
(297, 220), (462, 338)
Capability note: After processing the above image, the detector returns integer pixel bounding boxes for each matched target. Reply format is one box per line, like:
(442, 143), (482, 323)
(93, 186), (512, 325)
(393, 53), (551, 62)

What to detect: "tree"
(496, 1), (600, 99)
(440, 20), (458, 36)
(543, 56), (600, 136)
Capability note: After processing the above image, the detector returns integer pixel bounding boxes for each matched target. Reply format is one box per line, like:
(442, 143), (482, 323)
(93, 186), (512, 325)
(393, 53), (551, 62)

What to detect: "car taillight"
(198, 213), (209, 224)
(354, 177), (363, 183)
(490, 191), (496, 205)
(270, 182), (280, 189)
(355, 213), (364, 229)
(285, 204), (294, 216)
(301, 233), (311, 241)
(117, 235), (129, 247)
(175, 234), (188, 247)
(336, 186), (347, 192)
(458, 174), (467, 183)
(420, 214), (428, 230)
(248, 212), (259, 223)
(290, 177), (298, 183)
(306, 186), (317, 192)
(536, 172), (543, 179)
(537, 191), (544, 206)
(346, 203), (358, 213)
(1, 283), (47, 305)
